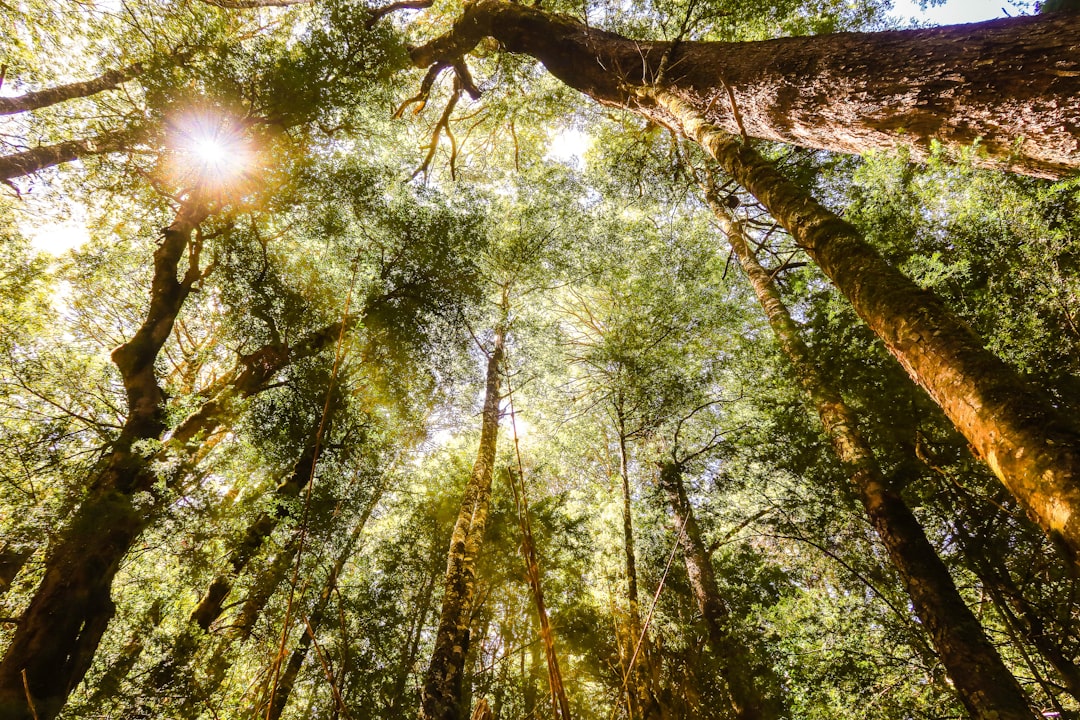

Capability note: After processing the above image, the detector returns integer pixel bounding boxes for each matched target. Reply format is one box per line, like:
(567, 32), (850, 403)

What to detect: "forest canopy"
(1, 1), (1079, 720)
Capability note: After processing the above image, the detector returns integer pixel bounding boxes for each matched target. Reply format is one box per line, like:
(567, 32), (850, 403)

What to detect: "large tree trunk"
(412, 2), (1080, 179)
(657, 463), (788, 720)
(712, 202), (1036, 720)
(679, 98), (1080, 565)
(0, 199), (210, 720)
(412, 1), (1080, 564)
(419, 329), (504, 720)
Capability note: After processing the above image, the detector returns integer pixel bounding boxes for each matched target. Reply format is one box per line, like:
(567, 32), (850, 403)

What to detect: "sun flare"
(165, 111), (258, 195)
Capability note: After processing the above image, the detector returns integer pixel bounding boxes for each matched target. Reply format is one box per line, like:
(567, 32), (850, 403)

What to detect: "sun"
(165, 110), (259, 196)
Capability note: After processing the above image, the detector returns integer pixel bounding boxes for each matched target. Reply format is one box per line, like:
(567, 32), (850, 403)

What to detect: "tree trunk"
(389, 538), (444, 713)
(419, 328), (504, 720)
(0, 64), (142, 116)
(712, 201), (1036, 720)
(0, 548), (31, 595)
(504, 467), (571, 720)
(189, 425), (325, 633)
(0, 199), (210, 720)
(265, 498), (377, 720)
(614, 417), (661, 720)
(955, 521), (1080, 702)
(680, 101), (1080, 565)
(145, 421), (329, 708)
(412, 2), (1080, 179)
(656, 463), (788, 720)
(0, 131), (133, 181)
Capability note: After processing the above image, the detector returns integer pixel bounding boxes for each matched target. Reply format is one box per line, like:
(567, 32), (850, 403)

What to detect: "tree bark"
(711, 201), (1036, 720)
(0, 199), (210, 720)
(0, 131), (133, 181)
(657, 463), (788, 720)
(679, 99), (1080, 567)
(419, 328), (504, 720)
(412, 1), (1080, 179)
(0, 548), (31, 595)
(0, 65), (142, 116)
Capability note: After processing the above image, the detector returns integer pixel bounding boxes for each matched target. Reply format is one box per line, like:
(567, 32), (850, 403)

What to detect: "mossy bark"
(412, 1), (1080, 179)
(412, 0), (1080, 564)
(713, 204), (1036, 720)
(419, 330), (504, 720)
(679, 101), (1080, 566)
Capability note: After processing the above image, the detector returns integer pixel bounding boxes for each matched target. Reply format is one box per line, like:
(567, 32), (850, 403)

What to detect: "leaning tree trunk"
(0, 204), (334, 720)
(657, 463), (788, 720)
(412, 1), (1080, 179)
(680, 101), (1080, 565)
(146, 418), (329, 702)
(712, 201), (1036, 720)
(0, 130), (133, 181)
(412, 1), (1080, 565)
(0, 198), (210, 720)
(419, 328), (505, 720)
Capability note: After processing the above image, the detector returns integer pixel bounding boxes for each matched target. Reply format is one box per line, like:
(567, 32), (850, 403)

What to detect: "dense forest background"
(1, 1), (1079, 719)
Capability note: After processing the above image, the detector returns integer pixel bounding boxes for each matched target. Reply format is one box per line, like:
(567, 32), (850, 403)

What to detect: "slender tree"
(419, 319), (505, 720)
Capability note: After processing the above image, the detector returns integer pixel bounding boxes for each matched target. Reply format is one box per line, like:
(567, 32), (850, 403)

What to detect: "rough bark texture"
(419, 330), (504, 720)
(657, 463), (787, 720)
(0, 65), (141, 116)
(412, 0), (1080, 562)
(679, 100), (1080, 566)
(713, 204), (1036, 720)
(412, 1), (1080, 178)
(0, 131), (132, 181)
(0, 202), (331, 720)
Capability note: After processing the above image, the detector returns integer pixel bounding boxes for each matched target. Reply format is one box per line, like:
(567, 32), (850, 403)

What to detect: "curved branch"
(0, 64), (142, 116)
(0, 130), (133, 181)
(366, 0), (434, 27)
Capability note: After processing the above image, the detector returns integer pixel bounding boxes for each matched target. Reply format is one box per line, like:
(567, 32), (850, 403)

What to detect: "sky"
(890, 0), (1021, 25)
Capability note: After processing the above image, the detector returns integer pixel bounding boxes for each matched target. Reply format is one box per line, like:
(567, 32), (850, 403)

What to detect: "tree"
(706, 187), (1034, 720)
